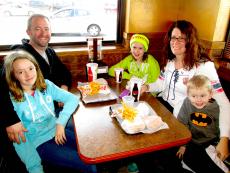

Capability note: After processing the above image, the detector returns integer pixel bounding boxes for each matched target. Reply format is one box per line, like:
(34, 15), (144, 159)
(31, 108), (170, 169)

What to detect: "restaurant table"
(72, 78), (191, 164)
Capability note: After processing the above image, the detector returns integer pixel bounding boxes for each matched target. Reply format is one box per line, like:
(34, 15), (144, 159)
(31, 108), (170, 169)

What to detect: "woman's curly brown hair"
(161, 20), (211, 70)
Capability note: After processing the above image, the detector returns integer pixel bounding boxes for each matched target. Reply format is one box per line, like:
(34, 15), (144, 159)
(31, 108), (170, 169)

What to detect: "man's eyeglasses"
(170, 36), (186, 43)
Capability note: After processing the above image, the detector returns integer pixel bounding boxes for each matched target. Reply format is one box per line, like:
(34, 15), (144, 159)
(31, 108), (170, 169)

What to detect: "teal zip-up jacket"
(11, 80), (79, 173)
(108, 54), (160, 83)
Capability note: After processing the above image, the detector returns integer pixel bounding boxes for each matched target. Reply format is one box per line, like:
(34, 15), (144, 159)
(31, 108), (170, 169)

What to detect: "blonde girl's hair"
(4, 50), (46, 102)
(187, 75), (212, 94)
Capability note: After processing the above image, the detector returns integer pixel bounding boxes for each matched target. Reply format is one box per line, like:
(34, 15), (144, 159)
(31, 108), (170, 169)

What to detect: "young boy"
(177, 75), (228, 173)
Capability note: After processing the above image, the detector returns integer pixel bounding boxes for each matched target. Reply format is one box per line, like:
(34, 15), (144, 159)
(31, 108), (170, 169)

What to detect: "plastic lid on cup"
(122, 95), (135, 107)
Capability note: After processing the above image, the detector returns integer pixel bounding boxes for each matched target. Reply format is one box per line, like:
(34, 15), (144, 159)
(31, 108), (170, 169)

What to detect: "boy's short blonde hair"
(187, 75), (212, 94)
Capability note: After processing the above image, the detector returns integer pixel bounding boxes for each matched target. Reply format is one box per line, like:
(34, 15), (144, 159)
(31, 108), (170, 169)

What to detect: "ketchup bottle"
(132, 83), (138, 102)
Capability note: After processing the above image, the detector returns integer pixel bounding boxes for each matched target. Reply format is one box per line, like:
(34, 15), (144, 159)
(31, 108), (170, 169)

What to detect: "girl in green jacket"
(108, 34), (160, 84)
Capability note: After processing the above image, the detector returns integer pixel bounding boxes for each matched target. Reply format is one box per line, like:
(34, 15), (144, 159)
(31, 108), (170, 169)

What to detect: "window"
(0, 0), (120, 48)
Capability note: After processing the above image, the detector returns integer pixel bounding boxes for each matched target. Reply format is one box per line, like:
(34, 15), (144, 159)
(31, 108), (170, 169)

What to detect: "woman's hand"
(176, 146), (186, 159)
(216, 137), (229, 160)
(55, 124), (66, 145)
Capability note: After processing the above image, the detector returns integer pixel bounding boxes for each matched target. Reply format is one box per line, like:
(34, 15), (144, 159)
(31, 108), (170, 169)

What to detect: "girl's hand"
(58, 102), (64, 107)
(216, 137), (229, 160)
(141, 84), (149, 94)
(55, 124), (66, 145)
(176, 146), (186, 159)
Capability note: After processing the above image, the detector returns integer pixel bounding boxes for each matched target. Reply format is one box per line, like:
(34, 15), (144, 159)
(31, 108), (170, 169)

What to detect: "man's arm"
(0, 69), (27, 143)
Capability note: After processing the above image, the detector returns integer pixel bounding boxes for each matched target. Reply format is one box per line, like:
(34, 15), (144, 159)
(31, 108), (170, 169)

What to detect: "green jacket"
(108, 54), (160, 83)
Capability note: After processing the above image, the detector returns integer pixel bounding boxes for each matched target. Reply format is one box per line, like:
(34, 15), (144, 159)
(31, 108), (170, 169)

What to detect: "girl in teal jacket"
(4, 50), (96, 173)
(109, 34), (160, 84)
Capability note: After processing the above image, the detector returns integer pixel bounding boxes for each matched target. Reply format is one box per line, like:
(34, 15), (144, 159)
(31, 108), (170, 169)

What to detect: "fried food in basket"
(118, 102), (137, 122)
(88, 81), (100, 95)
(78, 81), (101, 96)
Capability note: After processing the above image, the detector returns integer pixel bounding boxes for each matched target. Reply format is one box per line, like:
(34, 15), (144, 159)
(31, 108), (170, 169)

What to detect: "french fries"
(118, 102), (137, 121)
(78, 81), (101, 96)
(89, 81), (100, 95)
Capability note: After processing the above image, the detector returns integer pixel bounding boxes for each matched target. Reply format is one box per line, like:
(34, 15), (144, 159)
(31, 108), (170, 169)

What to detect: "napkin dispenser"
(87, 36), (108, 79)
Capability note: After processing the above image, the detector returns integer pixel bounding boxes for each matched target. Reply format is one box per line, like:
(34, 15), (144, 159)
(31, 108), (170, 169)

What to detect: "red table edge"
(77, 136), (191, 164)
(73, 110), (192, 164)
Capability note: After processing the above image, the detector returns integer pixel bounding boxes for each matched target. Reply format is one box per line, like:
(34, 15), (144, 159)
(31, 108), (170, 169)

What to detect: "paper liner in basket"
(110, 101), (169, 134)
(77, 78), (118, 103)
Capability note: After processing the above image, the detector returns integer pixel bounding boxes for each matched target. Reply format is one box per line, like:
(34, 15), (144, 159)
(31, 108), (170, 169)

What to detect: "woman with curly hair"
(141, 20), (229, 172)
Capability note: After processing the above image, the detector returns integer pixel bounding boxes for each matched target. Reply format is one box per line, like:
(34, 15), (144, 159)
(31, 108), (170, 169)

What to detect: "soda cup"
(114, 68), (124, 83)
(86, 63), (98, 82)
